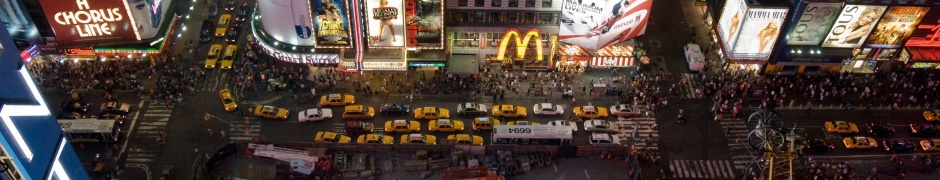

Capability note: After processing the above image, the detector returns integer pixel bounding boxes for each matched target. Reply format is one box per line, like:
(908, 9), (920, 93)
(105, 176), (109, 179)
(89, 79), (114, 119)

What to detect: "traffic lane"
(771, 109), (925, 127)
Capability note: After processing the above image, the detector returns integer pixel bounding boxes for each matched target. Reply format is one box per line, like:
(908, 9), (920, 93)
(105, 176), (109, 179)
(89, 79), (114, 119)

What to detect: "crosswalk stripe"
(723, 160), (735, 178)
(144, 114), (171, 118)
(230, 136), (252, 141)
(669, 160), (735, 179)
(147, 109), (173, 113)
(140, 122), (167, 126)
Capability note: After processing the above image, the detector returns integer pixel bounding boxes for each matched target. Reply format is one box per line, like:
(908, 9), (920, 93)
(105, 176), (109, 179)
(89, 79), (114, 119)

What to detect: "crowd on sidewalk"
(27, 56), (195, 104)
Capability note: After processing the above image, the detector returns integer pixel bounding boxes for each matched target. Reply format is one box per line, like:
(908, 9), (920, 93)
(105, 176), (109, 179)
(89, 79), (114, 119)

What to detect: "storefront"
(765, 47), (853, 75)
(449, 27), (558, 71)
(906, 47), (940, 69)
(556, 43), (637, 69)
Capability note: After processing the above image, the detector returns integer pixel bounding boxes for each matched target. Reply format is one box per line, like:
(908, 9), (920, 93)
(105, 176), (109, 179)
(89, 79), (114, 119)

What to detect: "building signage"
(314, 0), (351, 46)
(404, 0), (443, 48)
(497, 29), (543, 61)
(366, 0), (405, 47)
(717, 0), (746, 52)
(904, 7), (940, 47)
(255, 36), (338, 64)
(730, 8), (787, 59)
(20, 44), (40, 62)
(258, 0), (317, 46)
(865, 6), (929, 48)
(787, 3), (842, 45)
(362, 61), (406, 69)
(408, 61), (445, 67)
(38, 0), (139, 45)
(558, 0), (653, 50)
(60, 48), (95, 56)
(821, 5), (886, 48)
(127, 0), (173, 39)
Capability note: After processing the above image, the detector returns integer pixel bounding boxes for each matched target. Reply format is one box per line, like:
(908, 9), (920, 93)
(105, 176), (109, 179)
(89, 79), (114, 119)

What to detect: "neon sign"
(53, 0), (125, 37)
(496, 28), (543, 61)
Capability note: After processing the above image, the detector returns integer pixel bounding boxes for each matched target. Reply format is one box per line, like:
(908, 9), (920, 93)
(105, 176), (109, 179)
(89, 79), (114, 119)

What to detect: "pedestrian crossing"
(613, 116), (659, 150)
(679, 73), (700, 99)
(667, 160), (736, 179)
(229, 118), (262, 143)
(718, 118), (754, 172)
(126, 102), (173, 164)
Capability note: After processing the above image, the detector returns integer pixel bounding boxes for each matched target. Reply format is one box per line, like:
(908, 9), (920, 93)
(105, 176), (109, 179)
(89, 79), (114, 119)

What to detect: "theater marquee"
(38, 0), (140, 45)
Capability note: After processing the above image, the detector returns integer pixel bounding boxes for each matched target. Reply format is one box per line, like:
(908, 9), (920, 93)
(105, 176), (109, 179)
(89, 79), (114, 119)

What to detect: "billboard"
(731, 8), (787, 59)
(865, 6), (929, 48)
(787, 3), (842, 45)
(821, 5), (886, 48)
(126, 0), (173, 40)
(904, 7), (940, 47)
(314, 0), (351, 46)
(366, 0), (405, 47)
(717, 0), (746, 51)
(258, 0), (316, 46)
(558, 0), (653, 50)
(404, 0), (442, 48)
(38, 0), (138, 45)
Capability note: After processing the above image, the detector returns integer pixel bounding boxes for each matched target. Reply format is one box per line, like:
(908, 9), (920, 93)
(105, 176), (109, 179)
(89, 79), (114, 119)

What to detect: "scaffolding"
(741, 110), (808, 180)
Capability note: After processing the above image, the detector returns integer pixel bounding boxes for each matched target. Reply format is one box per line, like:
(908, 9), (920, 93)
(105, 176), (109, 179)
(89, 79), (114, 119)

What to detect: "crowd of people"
(27, 55), (193, 104)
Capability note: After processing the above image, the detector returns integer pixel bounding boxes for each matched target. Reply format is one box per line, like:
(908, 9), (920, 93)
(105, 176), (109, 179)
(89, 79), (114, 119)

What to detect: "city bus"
(492, 125), (572, 146)
(58, 119), (120, 143)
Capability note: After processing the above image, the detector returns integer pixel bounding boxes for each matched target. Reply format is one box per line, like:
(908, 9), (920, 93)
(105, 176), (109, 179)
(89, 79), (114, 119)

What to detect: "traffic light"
(204, 113), (210, 121)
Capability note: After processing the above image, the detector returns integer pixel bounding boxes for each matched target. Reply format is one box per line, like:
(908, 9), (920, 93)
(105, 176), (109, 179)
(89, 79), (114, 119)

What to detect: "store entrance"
(840, 60), (877, 74)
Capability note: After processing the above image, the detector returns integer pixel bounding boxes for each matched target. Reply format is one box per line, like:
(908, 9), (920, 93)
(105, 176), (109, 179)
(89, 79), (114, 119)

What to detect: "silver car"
(583, 119), (618, 133)
(457, 103), (487, 115)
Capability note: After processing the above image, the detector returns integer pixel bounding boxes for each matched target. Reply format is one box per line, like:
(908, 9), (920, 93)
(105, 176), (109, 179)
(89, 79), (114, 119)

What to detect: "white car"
(590, 133), (621, 145)
(298, 108), (333, 122)
(548, 120), (577, 132)
(609, 104), (642, 117)
(533, 103), (564, 116)
(583, 119), (618, 133)
(457, 103), (487, 115)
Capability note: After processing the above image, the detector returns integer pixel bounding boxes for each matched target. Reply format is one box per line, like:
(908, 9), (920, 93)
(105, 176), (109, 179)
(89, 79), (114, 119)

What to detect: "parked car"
(533, 103), (564, 116)
(882, 140), (917, 152)
(298, 108), (333, 122)
(379, 103), (410, 115)
(456, 103), (487, 116)
(866, 122), (895, 137)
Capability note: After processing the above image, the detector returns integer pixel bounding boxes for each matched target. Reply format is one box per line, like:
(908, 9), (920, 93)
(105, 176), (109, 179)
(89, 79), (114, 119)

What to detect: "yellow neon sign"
(497, 28), (543, 61)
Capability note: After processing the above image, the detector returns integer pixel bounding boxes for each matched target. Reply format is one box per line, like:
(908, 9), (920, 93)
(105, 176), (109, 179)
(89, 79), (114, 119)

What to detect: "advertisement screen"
(366, 0), (405, 47)
(259, 0), (316, 46)
(38, 0), (138, 45)
(558, 0), (653, 50)
(126, 0), (173, 40)
(404, 0), (442, 48)
(731, 8), (787, 59)
(787, 3), (842, 45)
(717, 0), (746, 51)
(821, 5), (886, 48)
(905, 7), (940, 47)
(865, 6), (929, 48)
(314, 0), (351, 46)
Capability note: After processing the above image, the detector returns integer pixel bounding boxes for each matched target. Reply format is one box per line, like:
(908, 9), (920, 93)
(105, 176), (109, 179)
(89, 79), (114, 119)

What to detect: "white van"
(684, 44), (706, 72)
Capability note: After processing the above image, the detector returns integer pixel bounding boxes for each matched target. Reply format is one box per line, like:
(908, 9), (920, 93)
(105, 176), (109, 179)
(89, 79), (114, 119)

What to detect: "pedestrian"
(208, 128), (213, 137)
(220, 130), (226, 138)
(194, 148), (199, 154)
(571, 97), (576, 106)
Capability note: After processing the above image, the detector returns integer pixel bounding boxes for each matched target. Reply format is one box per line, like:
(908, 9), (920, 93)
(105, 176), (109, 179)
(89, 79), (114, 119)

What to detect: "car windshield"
(223, 98), (234, 103)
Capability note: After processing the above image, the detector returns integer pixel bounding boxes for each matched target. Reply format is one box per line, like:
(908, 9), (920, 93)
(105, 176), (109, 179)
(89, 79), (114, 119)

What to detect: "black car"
(379, 103), (410, 115)
(236, 8), (249, 22)
(867, 122), (895, 137)
(225, 28), (240, 43)
(910, 123), (940, 137)
(224, 0), (237, 11)
(61, 101), (90, 113)
(882, 140), (917, 152)
(57, 111), (82, 119)
(200, 20), (214, 43)
(803, 139), (834, 152)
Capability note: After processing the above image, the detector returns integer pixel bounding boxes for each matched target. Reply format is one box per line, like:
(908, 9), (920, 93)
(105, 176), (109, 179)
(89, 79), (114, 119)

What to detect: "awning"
(590, 57), (635, 67)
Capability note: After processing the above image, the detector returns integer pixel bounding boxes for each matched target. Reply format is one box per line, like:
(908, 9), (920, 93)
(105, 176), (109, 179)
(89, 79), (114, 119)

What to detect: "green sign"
(409, 62), (446, 67)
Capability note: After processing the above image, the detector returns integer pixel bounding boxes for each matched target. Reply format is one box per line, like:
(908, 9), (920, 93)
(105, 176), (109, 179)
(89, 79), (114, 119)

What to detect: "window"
(492, 0), (502, 7)
(505, 12), (519, 23)
(487, 12), (501, 23)
(475, 0), (485, 7)
(450, 11), (469, 23)
(508, 0), (518, 7)
(472, 12), (487, 23)
(525, 0), (535, 7)
(542, 0), (552, 7)
(538, 13), (557, 25)
(458, 0), (468, 6)
(523, 13), (535, 24)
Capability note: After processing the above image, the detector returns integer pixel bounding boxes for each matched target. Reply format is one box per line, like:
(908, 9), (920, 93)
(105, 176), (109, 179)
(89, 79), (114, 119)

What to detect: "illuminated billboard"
(865, 6), (929, 48)
(821, 5), (886, 48)
(787, 3), (842, 45)
(366, 0), (405, 47)
(127, 0), (173, 40)
(904, 7), (940, 47)
(731, 8), (787, 59)
(558, 0), (653, 50)
(314, 0), (351, 46)
(258, 0), (316, 46)
(404, 0), (442, 48)
(717, 0), (746, 51)
(38, 0), (138, 45)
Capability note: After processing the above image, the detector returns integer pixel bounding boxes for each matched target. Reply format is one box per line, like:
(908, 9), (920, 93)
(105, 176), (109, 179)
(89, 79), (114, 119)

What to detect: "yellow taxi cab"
(573, 106), (609, 119)
(357, 134), (394, 144)
(843, 136), (878, 149)
(414, 107), (450, 120)
(472, 117), (500, 131)
(215, 14), (231, 37)
(219, 45), (237, 69)
(384, 120), (420, 133)
(492, 104), (528, 118)
(924, 110), (940, 121)
(824, 121), (859, 134)
(205, 44), (222, 69)
(320, 94), (355, 106)
(429, 119), (465, 132)
(342, 105), (375, 120)
(219, 88), (237, 111)
(253, 105), (289, 120)
(447, 134), (484, 146)
(400, 134), (437, 145)
(507, 121), (541, 125)
(920, 139), (940, 152)
(314, 131), (351, 143)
